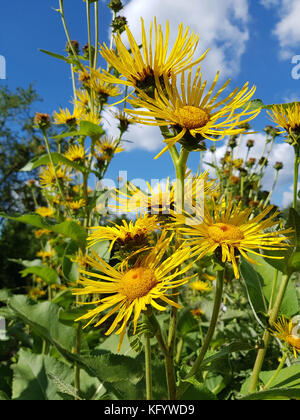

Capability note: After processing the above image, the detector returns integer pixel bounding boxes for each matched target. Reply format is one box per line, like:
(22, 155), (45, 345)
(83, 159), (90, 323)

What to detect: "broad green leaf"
(21, 265), (60, 285)
(240, 256), (268, 315)
(77, 121), (105, 138)
(12, 348), (74, 400)
(9, 295), (76, 356)
(259, 364), (300, 390)
(20, 152), (85, 173)
(239, 387), (300, 400)
(287, 207), (300, 251)
(76, 352), (144, 400)
(47, 372), (83, 400)
(0, 391), (10, 400)
(179, 377), (217, 400)
(240, 255), (299, 318)
(177, 307), (199, 336)
(0, 213), (87, 248)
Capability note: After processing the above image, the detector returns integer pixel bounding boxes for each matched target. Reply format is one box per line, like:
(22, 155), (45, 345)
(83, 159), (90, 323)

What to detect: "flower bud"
(274, 161), (283, 171)
(108, 0), (124, 13)
(34, 113), (51, 130)
(66, 40), (80, 56)
(111, 16), (127, 34)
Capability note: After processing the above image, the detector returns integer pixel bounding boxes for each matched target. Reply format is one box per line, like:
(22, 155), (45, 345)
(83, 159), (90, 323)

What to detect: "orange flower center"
(207, 223), (244, 243)
(175, 106), (210, 129)
(118, 267), (157, 299)
(287, 335), (300, 350)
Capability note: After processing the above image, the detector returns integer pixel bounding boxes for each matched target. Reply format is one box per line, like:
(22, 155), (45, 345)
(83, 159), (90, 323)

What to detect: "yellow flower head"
(171, 197), (293, 279)
(87, 213), (160, 251)
(89, 68), (121, 99)
(34, 229), (52, 238)
(113, 171), (216, 216)
(53, 107), (83, 126)
(94, 136), (124, 159)
(29, 288), (46, 301)
(37, 250), (54, 259)
(126, 66), (260, 158)
(100, 17), (208, 91)
(190, 280), (212, 293)
(267, 103), (300, 143)
(66, 199), (86, 211)
(35, 207), (55, 218)
(39, 165), (71, 189)
(64, 144), (87, 162)
(113, 179), (176, 215)
(73, 232), (194, 351)
(271, 316), (300, 358)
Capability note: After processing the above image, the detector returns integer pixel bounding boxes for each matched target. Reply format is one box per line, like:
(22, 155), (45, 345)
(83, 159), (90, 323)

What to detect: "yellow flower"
(94, 137), (124, 159)
(66, 199), (86, 211)
(126, 66), (260, 159)
(39, 166), (71, 189)
(29, 288), (46, 301)
(113, 178), (176, 215)
(81, 111), (102, 126)
(74, 89), (90, 111)
(34, 229), (52, 238)
(73, 232), (194, 351)
(270, 316), (300, 358)
(171, 197), (293, 279)
(113, 171), (216, 215)
(191, 308), (204, 317)
(100, 17), (208, 91)
(89, 68), (121, 100)
(190, 280), (212, 293)
(35, 207), (55, 218)
(64, 144), (87, 162)
(53, 107), (83, 125)
(37, 250), (54, 259)
(267, 103), (300, 143)
(87, 214), (160, 250)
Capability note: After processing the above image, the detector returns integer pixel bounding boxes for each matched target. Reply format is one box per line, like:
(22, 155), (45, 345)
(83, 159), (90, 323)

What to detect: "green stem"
(74, 324), (81, 400)
(58, 0), (82, 69)
(93, 1), (99, 69)
(293, 144), (299, 209)
(262, 352), (288, 391)
(177, 268), (225, 399)
(86, 0), (93, 69)
(248, 273), (290, 393)
(144, 332), (152, 400)
(42, 130), (71, 216)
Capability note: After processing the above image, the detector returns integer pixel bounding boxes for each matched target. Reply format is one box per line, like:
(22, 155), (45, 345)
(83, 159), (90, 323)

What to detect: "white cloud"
(261, 0), (300, 60)
(121, 0), (250, 79)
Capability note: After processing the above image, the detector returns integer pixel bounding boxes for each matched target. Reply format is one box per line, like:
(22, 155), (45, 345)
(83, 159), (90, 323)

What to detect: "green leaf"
(47, 372), (83, 400)
(77, 120), (105, 138)
(240, 256), (268, 316)
(177, 307), (199, 336)
(76, 352), (144, 400)
(12, 348), (74, 400)
(0, 213), (87, 248)
(240, 255), (299, 318)
(21, 265), (60, 285)
(40, 49), (72, 64)
(20, 152), (85, 173)
(179, 377), (218, 400)
(287, 207), (300, 251)
(260, 364), (300, 390)
(0, 391), (10, 400)
(9, 295), (77, 356)
(239, 387), (300, 400)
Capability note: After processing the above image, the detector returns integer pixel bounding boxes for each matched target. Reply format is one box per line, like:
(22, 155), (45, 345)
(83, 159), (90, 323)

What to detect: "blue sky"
(0, 0), (299, 208)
